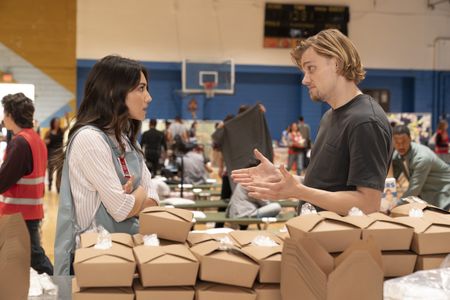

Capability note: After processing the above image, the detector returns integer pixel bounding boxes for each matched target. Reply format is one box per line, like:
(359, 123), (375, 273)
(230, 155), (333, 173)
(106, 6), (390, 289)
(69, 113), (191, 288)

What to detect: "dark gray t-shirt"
(303, 94), (392, 203)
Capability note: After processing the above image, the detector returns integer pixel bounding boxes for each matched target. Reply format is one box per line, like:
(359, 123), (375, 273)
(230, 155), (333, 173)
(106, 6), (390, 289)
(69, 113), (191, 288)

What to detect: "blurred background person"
(392, 125), (450, 210)
(44, 113), (70, 192)
(286, 122), (305, 176)
(435, 119), (449, 163)
(140, 118), (167, 177)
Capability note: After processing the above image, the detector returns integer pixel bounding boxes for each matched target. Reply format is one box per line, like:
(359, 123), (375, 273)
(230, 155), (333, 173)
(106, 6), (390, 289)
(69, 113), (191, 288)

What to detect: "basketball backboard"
(182, 59), (234, 96)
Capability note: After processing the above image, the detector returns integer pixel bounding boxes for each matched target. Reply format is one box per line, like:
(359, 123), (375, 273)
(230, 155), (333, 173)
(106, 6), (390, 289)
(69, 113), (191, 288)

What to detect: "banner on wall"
(387, 112), (432, 144)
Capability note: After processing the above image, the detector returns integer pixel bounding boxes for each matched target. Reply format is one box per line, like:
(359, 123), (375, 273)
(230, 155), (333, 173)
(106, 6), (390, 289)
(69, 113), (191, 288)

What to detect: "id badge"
(118, 156), (131, 179)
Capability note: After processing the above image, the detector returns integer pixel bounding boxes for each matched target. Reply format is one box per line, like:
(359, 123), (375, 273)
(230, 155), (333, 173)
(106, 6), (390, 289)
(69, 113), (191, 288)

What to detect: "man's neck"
(11, 124), (23, 135)
(327, 80), (362, 110)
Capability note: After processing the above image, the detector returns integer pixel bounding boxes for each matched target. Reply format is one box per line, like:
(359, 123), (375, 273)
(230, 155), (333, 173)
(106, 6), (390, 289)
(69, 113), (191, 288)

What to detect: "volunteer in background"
(54, 55), (159, 275)
(232, 29), (393, 215)
(0, 93), (53, 275)
(392, 125), (450, 210)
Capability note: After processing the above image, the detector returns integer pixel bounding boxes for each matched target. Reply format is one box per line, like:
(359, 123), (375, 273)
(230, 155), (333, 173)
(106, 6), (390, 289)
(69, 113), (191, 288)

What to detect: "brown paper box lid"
(81, 232), (134, 248)
(229, 231), (281, 247)
(191, 240), (257, 266)
(320, 211), (371, 229)
(423, 213), (450, 226)
(366, 212), (415, 229)
(287, 211), (362, 234)
(240, 245), (282, 261)
(393, 217), (434, 233)
(134, 244), (197, 264)
(75, 243), (135, 263)
(391, 202), (449, 216)
(339, 215), (375, 229)
(196, 282), (256, 294)
(141, 207), (193, 222)
(190, 240), (234, 256)
(187, 232), (228, 246)
(286, 214), (324, 232)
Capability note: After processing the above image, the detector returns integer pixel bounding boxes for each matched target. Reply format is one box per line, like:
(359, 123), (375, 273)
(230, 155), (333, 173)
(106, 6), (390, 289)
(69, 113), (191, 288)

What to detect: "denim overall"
(54, 126), (142, 275)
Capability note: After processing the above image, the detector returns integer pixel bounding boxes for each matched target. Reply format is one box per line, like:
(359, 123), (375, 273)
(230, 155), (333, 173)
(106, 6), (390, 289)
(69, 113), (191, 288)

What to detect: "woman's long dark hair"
(54, 55), (148, 186)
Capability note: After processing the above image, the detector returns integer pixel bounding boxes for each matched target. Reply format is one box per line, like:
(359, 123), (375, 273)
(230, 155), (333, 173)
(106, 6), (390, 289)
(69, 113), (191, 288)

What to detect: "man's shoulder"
(346, 95), (390, 128)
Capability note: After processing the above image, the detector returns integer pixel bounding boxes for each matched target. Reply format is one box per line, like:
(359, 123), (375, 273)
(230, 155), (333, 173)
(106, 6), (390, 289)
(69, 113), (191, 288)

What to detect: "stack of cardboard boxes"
(281, 205), (450, 299)
(390, 202), (450, 271)
(188, 230), (283, 299)
(70, 204), (449, 299)
(72, 207), (196, 300)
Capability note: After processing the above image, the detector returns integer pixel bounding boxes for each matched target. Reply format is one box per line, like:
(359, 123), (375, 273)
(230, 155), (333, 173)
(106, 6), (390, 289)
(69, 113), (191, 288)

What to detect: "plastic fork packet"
(251, 235), (278, 247)
(348, 207), (365, 216)
(218, 236), (234, 250)
(94, 226), (112, 250)
(300, 203), (317, 215)
(409, 208), (424, 218)
(143, 234), (160, 246)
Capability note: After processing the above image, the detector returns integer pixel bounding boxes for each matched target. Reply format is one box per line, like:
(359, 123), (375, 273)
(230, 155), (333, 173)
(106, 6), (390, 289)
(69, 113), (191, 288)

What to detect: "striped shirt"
(68, 128), (159, 230)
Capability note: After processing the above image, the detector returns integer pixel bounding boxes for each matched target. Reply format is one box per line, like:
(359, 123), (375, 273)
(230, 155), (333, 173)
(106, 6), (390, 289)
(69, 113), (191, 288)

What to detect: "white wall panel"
(77, 0), (450, 69)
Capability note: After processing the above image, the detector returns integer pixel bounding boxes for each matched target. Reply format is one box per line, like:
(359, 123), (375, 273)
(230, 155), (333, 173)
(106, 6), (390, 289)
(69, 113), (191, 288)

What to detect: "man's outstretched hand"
(231, 149), (282, 184)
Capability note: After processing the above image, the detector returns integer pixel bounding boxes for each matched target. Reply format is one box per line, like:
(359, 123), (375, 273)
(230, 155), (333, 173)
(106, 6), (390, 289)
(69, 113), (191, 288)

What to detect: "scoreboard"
(264, 3), (349, 48)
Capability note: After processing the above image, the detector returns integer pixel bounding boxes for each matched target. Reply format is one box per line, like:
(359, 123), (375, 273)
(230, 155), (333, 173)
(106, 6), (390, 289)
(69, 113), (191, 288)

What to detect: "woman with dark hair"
(54, 55), (159, 275)
(44, 114), (69, 192)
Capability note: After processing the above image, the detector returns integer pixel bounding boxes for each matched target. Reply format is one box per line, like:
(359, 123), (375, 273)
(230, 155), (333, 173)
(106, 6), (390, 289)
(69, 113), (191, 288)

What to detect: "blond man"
(232, 29), (393, 215)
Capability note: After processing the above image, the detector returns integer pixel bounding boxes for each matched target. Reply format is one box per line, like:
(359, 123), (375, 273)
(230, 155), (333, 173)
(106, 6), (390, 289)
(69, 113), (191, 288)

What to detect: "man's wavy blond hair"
(291, 29), (366, 84)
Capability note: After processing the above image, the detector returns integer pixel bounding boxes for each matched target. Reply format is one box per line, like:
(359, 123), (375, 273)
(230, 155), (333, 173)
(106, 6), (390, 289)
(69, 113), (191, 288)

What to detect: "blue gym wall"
(77, 59), (450, 142)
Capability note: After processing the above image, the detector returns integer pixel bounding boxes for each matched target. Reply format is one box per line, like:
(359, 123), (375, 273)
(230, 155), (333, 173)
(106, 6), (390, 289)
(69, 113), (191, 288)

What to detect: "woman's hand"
(122, 176), (134, 194)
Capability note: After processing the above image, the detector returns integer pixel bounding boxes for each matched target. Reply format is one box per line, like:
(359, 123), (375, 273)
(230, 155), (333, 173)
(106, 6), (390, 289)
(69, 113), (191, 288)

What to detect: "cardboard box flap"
(229, 231), (281, 247)
(367, 212), (415, 229)
(134, 244), (197, 264)
(319, 211), (366, 228)
(133, 245), (166, 263)
(111, 233), (134, 248)
(141, 207), (193, 222)
(286, 214), (324, 232)
(401, 197), (450, 214)
(296, 237), (334, 276)
(393, 217), (432, 233)
(133, 233), (144, 246)
(391, 202), (449, 216)
(75, 244), (135, 263)
(240, 245), (282, 261)
(163, 244), (198, 262)
(328, 250), (384, 299)
(340, 215), (375, 229)
(187, 232), (228, 246)
(335, 237), (382, 269)
(81, 232), (134, 248)
(423, 213), (450, 226)
(368, 212), (392, 222)
(190, 240), (224, 256)
(196, 281), (256, 294)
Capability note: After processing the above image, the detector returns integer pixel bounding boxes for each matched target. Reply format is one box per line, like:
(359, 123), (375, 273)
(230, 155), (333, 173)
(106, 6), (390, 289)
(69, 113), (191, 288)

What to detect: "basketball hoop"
(203, 82), (216, 99)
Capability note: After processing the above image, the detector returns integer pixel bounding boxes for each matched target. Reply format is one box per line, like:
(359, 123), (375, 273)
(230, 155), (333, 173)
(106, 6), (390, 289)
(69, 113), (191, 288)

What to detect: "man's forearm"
(297, 185), (381, 215)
